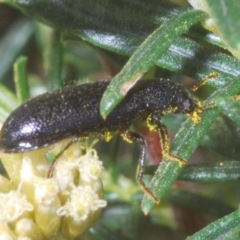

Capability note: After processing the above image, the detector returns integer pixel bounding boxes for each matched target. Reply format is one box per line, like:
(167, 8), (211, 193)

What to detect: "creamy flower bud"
(0, 142), (106, 239)
(14, 218), (43, 240)
(77, 150), (103, 183)
(20, 157), (41, 204)
(54, 160), (77, 193)
(20, 157), (42, 182)
(0, 221), (16, 240)
(0, 233), (16, 240)
(0, 191), (33, 223)
(33, 178), (61, 239)
(57, 185), (106, 238)
(63, 142), (82, 161)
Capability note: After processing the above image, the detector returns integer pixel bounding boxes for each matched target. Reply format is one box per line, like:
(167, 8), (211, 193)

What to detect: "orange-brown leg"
(122, 131), (159, 203)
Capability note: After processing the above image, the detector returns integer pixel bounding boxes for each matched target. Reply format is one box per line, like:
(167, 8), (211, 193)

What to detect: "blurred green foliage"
(1, 1), (240, 239)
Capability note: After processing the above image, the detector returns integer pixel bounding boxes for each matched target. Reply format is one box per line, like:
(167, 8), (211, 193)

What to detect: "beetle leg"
(122, 131), (159, 203)
(148, 114), (186, 166)
(47, 136), (79, 178)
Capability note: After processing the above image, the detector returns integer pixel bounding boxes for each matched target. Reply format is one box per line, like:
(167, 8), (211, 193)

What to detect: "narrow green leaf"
(157, 37), (240, 87)
(0, 19), (34, 80)
(216, 97), (240, 127)
(90, 223), (132, 240)
(0, 107), (11, 123)
(43, 31), (63, 90)
(146, 160), (240, 183)
(2, 0), (177, 53)
(201, 116), (240, 160)
(3, 1), (240, 86)
(164, 189), (234, 218)
(187, 205), (240, 240)
(141, 75), (240, 213)
(100, 9), (207, 118)
(206, 0), (240, 50)
(189, 27), (228, 50)
(0, 84), (18, 122)
(14, 56), (29, 103)
(224, 224), (240, 240)
(179, 161), (240, 182)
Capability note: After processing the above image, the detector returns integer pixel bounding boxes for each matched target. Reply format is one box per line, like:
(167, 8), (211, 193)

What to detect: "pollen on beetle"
(188, 102), (203, 124)
(101, 131), (113, 142)
(146, 115), (158, 132)
(0, 142), (106, 239)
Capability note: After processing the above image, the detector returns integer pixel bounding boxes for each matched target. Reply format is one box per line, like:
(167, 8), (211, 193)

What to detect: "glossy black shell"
(0, 79), (196, 153)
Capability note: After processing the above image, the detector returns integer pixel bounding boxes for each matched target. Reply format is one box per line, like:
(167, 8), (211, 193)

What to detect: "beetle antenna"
(203, 101), (216, 109)
(47, 137), (78, 178)
(191, 72), (220, 92)
(203, 95), (240, 109)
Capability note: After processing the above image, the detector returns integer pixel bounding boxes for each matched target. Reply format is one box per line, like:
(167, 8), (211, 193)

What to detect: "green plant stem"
(13, 56), (29, 103)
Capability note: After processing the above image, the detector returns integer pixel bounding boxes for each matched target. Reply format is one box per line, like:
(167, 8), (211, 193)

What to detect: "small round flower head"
(57, 185), (107, 238)
(0, 142), (107, 239)
(58, 185), (106, 221)
(77, 149), (104, 183)
(54, 159), (77, 193)
(0, 191), (33, 222)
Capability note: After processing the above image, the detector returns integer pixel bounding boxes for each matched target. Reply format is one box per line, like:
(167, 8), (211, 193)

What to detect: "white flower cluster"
(0, 143), (107, 239)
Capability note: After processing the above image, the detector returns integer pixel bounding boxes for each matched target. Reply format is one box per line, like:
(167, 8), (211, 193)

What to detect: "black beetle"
(0, 79), (202, 202)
